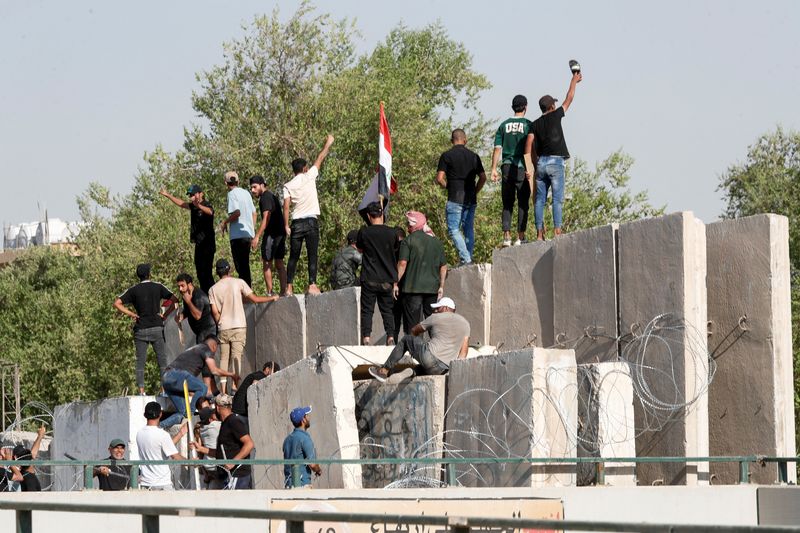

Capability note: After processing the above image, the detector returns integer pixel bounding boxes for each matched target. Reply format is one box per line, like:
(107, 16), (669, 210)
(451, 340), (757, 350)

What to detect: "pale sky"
(2, 0), (799, 228)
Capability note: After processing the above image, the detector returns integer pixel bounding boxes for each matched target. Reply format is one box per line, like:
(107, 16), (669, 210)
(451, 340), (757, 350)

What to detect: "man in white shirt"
(135, 402), (187, 490)
(219, 171), (256, 287)
(209, 258), (276, 393)
(283, 134), (335, 296)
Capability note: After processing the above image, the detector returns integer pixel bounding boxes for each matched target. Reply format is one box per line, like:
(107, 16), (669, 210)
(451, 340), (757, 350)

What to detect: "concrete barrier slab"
(553, 225), (618, 363)
(306, 288), (361, 353)
(707, 214), (796, 484)
(354, 375), (446, 488)
(444, 348), (577, 487)
(617, 212), (709, 485)
(490, 242), (554, 350)
(577, 362), (636, 486)
(254, 295), (307, 370)
(248, 351), (361, 489)
(444, 263), (491, 345)
(52, 396), (156, 491)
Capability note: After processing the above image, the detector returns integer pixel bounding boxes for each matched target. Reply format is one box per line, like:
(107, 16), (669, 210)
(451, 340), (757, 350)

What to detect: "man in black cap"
(249, 175), (288, 296)
(330, 230), (362, 290)
(136, 401), (187, 490)
(114, 264), (178, 395)
(357, 202), (400, 345)
(160, 185), (216, 292)
(490, 95), (535, 247)
(93, 438), (131, 491)
(530, 70), (582, 240)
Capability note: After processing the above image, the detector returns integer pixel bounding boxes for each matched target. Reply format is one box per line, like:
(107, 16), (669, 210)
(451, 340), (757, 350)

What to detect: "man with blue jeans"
(159, 335), (240, 429)
(529, 71), (582, 240)
(436, 129), (486, 265)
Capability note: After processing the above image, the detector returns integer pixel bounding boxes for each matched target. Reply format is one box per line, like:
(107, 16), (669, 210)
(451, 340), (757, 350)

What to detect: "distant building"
(3, 218), (80, 251)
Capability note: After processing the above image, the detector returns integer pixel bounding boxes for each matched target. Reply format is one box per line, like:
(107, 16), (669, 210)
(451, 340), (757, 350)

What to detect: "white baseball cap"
(430, 297), (456, 310)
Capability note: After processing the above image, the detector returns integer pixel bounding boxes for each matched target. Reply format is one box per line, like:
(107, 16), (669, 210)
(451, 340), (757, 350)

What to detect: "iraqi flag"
(359, 102), (397, 223)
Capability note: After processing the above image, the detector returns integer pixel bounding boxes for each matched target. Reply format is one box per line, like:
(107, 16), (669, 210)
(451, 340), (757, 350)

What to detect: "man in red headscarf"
(393, 211), (447, 333)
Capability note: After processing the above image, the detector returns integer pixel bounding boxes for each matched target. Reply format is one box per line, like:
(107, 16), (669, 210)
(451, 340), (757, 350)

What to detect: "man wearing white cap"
(369, 296), (470, 382)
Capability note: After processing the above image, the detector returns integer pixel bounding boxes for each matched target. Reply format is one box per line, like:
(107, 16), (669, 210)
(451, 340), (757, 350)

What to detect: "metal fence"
(2, 454), (798, 490)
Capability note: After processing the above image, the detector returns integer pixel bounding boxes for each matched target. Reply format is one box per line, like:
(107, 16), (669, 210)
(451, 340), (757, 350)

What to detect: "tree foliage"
(0, 3), (660, 408)
(719, 126), (800, 453)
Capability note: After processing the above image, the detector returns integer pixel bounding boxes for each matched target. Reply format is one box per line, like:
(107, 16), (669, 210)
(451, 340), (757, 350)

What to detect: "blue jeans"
(159, 369), (207, 429)
(535, 156), (566, 231)
(445, 201), (476, 263)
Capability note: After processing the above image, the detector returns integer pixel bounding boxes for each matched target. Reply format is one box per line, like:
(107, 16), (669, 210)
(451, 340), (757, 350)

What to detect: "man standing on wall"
(219, 171), (256, 287)
(249, 175), (288, 296)
(114, 263), (177, 395)
(209, 258), (277, 394)
(490, 95), (534, 247)
(395, 211), (447, 333)
(175, 272), (218, 395)
(159, 185), (216, 292)
(283, 135), (335, 296)
(530, 71), (582, 240)
(357, 202), (400, 346)
(436, 129), (487, 265)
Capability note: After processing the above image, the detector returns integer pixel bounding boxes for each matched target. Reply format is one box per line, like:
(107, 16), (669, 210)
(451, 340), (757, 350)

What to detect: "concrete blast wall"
(490, 242), (554, 350)
(577, 362), (636, 486)
(248, 351), (362, 489)
(254, 295), (307, 370)
(706, 214), (796, 484)
(306, 288), (361, 353)
(617, 211), (709, 485)
(444, 348), (577, 487)
(553, 224), (619, 363)
(52, 396), (155, 491)
(444, 264), (491, 345)
(354, 375), (446, 488)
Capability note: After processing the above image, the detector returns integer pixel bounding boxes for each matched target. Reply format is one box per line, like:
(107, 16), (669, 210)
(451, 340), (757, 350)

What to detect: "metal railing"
(1, 501), (800, 533)
(2, 454), (798, 489)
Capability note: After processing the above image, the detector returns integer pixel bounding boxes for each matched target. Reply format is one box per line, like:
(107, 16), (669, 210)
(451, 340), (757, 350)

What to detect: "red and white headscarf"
(405, 211), (435, 237)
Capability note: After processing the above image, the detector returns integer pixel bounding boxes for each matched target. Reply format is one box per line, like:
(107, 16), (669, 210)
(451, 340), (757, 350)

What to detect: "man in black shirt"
(11, 427), (46, 492)
(529, 71), (582, 240)
(357, 202), (400, 346)
(436, 129), (487, 265)
(232, 361), (281, 418)
(213, 393), (254, 489)
(249, 175), (288, 296)
(176, 272), (219, 395)
(160, 185), (216, 292)
(94, 438), (131, 491)
(160, 335), (239, 428)
(114, 264), (178, 395)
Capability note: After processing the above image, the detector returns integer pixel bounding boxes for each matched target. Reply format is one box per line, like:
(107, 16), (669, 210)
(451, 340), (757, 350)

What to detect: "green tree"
(718, 126), (800, 453)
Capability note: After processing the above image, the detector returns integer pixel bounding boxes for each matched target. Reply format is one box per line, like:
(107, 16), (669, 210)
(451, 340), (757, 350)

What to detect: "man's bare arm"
(283, 198), (292, 236)
(393, 259), (408, 299)
(114, 298), (138, 321)
(490, 146), (502, 182)
(313, 135), (335, 170)
(458, 336), (470, 359)
(562, 72), (582, 113)
(435, 170), (447, 189)
(183, 292), (203, 321)
(438, 264), (447, 299)
(411, 323), (426, 336)
(211, 301), (221, 324)
(246, 292), (278, 304)
(476, 171), (487, 195)
(160, 189), (189, 209)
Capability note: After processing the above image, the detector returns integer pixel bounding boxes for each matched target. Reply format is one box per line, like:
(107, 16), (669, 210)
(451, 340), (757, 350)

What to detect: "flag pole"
(379, 101), (385, 212)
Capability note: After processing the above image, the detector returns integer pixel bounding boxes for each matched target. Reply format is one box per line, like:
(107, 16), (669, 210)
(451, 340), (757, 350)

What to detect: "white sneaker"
(502, 239), (512, 248)
(513, 239), (523, 246)
(368, 366), (389, 383)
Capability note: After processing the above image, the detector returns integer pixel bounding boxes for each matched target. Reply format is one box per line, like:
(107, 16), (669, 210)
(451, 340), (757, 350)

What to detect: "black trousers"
(359, 281), (395, 339)
(287, 218), (320, 285)
(501, 164), (531, 233)
(401, 293), (437, 334)
(230, 237), (252, 287)
(194, 240), (216, 293)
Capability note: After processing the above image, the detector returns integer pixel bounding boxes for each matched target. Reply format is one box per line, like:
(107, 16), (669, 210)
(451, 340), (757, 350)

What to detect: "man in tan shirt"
(209, 258), (276, 393)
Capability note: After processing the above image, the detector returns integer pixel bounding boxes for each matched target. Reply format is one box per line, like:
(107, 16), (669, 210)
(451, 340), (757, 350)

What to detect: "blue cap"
(290, 406), (312, 425)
